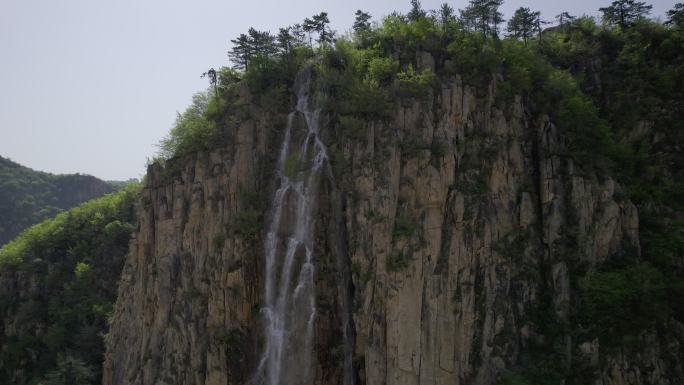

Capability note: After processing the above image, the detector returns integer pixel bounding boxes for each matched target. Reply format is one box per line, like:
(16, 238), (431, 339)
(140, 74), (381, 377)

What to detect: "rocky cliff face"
(103, 64), (679, 385)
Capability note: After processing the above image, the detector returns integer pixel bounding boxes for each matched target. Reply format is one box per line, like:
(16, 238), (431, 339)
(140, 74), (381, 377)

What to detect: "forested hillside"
(0, 156), (116, 246)
(0, 185), (138, 384)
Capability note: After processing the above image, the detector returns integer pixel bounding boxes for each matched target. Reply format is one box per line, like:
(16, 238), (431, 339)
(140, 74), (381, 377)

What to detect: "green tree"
(535, 13), (550, 43)
(228, 33), (252, 70)
(599, 0), (653, 28)
(201, 68), (218, 94)
(353, 10), (372, 44)
(247, 27), (277, 57)
(40, 355), (95, 385)
(0, 186), (137, 384)
(290, 23), (307, 45)
(407, 0), (427, 22)
(666, 3), (684, 28)
(276, 27), (294, 57)
(438, 3), (457, 34)
(507, 7), (539, 45)
(461, 0), (505, 38)
(555, 11), (576, 27)
(303, 12), (334, 46)
(228, 28), (277, 71)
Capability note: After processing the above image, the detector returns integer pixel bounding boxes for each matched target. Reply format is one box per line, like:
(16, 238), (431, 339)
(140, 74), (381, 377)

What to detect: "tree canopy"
(303, 12), (334, 46)
(599, 0), (653, 28)
(507, 7), (540, 45)
(0, 185), (138, 384)
(666, 3), (684, 28)
(407, 0), (427, 22)
(460, 0), (505, 38)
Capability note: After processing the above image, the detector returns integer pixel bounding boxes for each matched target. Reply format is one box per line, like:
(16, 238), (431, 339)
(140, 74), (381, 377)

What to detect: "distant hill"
(0, 185), (138, 384)
(0, 156), (116, 245)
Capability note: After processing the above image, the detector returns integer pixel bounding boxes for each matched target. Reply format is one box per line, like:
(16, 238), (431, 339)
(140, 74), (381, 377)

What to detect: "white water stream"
(251, 67), (329, 385)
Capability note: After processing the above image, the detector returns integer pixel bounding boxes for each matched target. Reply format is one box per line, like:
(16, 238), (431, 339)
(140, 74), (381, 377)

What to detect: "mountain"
(103, 10), (683, 385)
(2, 3), (684, 385)
(0, 186), (138, 384)
(0, 156), (117, 246)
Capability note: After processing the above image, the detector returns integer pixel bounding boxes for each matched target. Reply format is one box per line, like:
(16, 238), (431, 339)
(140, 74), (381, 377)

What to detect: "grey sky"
(0, 0), (675, 180)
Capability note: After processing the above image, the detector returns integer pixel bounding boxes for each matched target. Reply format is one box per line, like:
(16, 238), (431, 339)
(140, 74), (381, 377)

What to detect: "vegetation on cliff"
(0, 184), (138, 385)
(0, 156), (116, 247)
(1, 1), (682, 384)
(152, 1), (683, 384)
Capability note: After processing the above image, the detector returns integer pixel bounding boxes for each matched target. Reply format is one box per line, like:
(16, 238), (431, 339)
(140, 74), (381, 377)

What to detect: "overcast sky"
(0, 0), (675, 180)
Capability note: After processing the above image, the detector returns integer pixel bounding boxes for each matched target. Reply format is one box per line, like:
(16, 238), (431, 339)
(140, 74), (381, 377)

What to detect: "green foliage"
(498, 373), (533, 385)
(0, 184), (138, 384)
(445, 34), (501, 82)
(147, 12), (683, 383)
(599, 0), (653, 28)
(540, 19), (684, 341)
(455, 174), (488, 196)
(353, 10), (373, 45)
(158, 92), (219, 159)
(507, 7), (540, 45)
(366, 56), (399, 86)
(386, 249), (412, 272)
(225, 186), (264, 241)
(667, 3), (684, 28)
(557, 94), (615, 170)
(303, 12), (335, 46)
(461, 0), (505, 38)
(228, 210), (261, 240)
(393, 214), (416, 238)
(212, 234), (226, 253)
(0, 184), (138, 267)
(578, 263), (668, 342)
(38, 354), (95, 385)
(492, 229), (528, 262)
(315, 40), (395, 122)
(0, 156), (116, 246)
(341, 80), (393, 121)
(73, 262), (92, 279)
(395, 65), (436, 99)
(338, 115), (365, 140)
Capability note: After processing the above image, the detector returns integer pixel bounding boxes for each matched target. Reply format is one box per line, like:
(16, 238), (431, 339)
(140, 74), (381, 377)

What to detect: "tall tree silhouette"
(228, 28), (276, 70)
(461, 0), (505, 38)
(599, 0), (652, 28)
(228, 33), (252, 70)
(247, 28), (277, 57)
(201, 68), (218, 94)
(666, 3), (684, 28)
(353, 10), (372, 46)
(438, 3), (457, 34)
(353, 10), (372, 35)
(507, 7), (539, 46)
(555, 11), (576, 28)
(303, 12), (334, 46)
(407, 0), (427, 22)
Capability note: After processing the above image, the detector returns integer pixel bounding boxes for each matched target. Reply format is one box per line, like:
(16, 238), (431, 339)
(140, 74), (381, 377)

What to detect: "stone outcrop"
(102, 66), (679, 385)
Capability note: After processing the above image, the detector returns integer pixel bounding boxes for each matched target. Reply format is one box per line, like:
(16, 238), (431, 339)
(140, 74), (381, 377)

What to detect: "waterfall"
(251, 67), (331, 385)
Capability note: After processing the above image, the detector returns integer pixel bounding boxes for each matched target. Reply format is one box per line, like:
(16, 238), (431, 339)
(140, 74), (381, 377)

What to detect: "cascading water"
(251, 67), (342, 385)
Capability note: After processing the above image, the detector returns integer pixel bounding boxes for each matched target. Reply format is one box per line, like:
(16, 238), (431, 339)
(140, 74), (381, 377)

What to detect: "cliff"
(103, 55), (682, 384)
(0, 5), (681, 385)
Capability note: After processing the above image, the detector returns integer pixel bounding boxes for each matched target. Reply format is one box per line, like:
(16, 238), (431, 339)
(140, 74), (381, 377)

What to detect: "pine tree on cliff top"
(599, 0), (653, 28)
